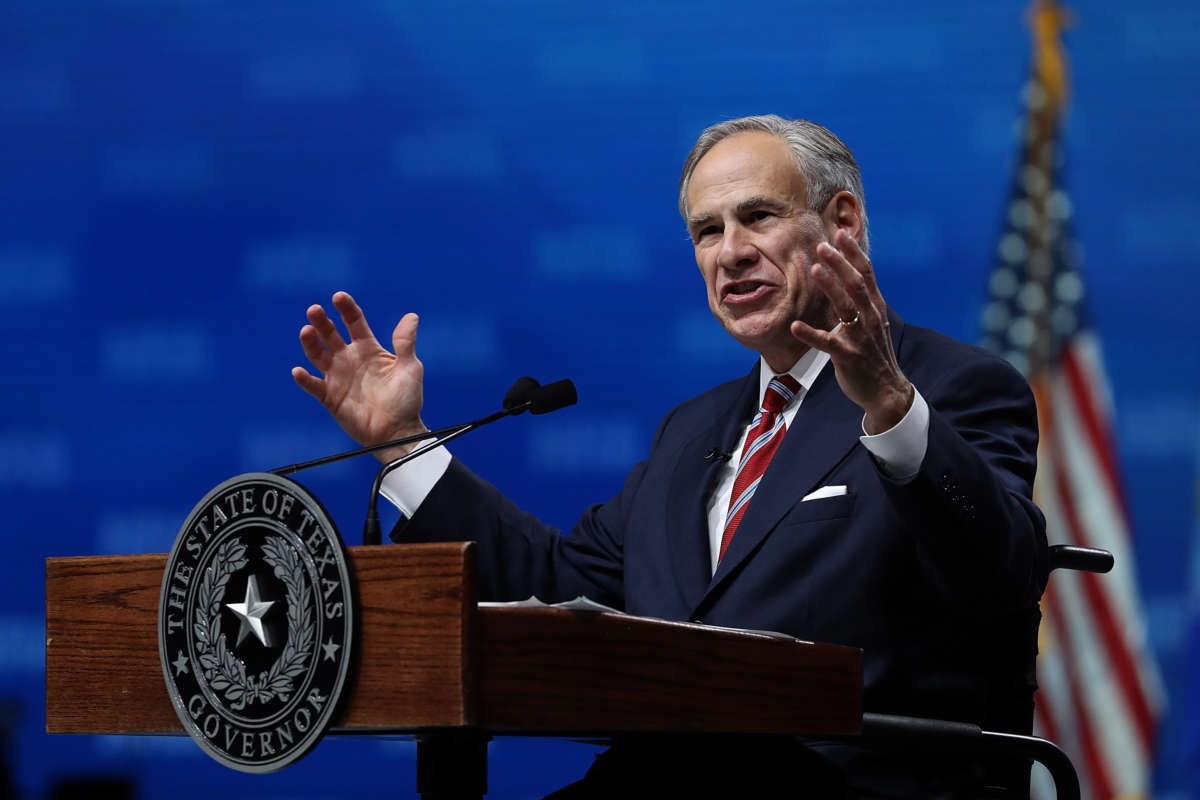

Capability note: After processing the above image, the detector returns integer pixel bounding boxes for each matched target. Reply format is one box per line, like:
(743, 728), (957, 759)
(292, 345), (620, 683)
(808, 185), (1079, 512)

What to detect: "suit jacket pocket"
(782, 492), (856, 524)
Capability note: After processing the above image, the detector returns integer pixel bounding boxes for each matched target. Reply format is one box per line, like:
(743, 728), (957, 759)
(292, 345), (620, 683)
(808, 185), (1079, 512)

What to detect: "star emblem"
(321, 638), (340, 662)
(172, 650), (190, 676)
(225, 574), (275, 648)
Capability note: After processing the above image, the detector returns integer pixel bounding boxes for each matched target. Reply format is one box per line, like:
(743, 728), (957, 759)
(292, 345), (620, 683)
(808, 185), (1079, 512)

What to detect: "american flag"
(980, 2), (1163, 797)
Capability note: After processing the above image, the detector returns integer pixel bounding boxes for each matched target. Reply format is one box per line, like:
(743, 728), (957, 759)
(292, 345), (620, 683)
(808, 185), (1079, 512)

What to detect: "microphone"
(704, 448), (733, 462)
(361, 378), (577, 545)
(503, 376), (540, 413)
(530, 379), (577, 414)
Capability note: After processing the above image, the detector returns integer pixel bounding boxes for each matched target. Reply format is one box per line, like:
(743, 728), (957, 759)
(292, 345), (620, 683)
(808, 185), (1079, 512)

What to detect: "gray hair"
(678, 115), (870, 254)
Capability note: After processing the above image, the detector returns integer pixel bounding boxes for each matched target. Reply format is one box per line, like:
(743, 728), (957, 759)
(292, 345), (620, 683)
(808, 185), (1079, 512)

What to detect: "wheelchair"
(855, 544), (1115, 799)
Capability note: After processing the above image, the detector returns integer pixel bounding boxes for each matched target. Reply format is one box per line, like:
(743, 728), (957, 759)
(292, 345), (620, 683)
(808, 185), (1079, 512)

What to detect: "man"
(294, 116), (1048, 796)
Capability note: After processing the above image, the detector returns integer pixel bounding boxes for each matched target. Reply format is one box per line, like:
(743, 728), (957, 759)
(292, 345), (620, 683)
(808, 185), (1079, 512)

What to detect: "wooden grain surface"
(45, 543), (477, 734)
(333, 543), (476, 730)
(479, 608), (861, 736)
(46, 552), (179, 733)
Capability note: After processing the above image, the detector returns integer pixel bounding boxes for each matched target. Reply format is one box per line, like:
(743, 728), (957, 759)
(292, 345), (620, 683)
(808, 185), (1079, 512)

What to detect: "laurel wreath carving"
(193, 535), (314, 711)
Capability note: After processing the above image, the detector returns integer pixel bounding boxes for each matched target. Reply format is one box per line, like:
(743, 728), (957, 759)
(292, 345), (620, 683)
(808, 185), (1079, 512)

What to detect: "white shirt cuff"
(378, 445), (453, 518)
(858, 388), (929, 483)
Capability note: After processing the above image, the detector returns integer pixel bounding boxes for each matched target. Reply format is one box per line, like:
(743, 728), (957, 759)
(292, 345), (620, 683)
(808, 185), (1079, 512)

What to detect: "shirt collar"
(756, 334), (836, 409)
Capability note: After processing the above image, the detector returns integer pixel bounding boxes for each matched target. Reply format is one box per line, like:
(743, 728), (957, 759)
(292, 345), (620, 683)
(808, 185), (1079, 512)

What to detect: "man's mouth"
(721, 280), (773, 304)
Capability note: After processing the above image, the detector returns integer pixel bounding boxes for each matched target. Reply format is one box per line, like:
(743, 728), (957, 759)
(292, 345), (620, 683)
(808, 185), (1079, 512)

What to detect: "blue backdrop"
(3, 0), (1198, 797)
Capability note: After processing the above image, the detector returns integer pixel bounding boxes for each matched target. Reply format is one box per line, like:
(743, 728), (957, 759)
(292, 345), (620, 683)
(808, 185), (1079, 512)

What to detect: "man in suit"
(293, 116), (1048, 796)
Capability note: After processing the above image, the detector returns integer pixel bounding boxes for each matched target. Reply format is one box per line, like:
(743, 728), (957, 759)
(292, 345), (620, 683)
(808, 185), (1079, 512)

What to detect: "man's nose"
(717, 224), (757, 271)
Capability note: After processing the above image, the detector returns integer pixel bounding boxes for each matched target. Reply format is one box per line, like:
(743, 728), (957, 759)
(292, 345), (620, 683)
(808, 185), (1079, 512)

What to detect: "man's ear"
(822, 191), (863, 243)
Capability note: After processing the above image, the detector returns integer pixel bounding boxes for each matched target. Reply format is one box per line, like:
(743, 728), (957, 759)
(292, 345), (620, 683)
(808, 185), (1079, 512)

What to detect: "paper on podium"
(478, 595), (621, 613)
(477, 596), (796, 640)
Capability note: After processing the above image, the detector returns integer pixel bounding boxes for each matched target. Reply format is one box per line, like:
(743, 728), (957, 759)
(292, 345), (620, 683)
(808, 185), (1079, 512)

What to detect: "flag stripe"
(1034, 489), (1096, 800)
(1047, 365), (1148, 640)
(1060, 343), (1132, 519)
(1037, 436), (1129, 794)
(1064, 340), (1166, 714)
(1051, 400), (1161, 753)
(1033, 700), (1059, 748)
(1043, 576), (1115, 799)
(1046, 359), (1162, 746)
(1043, 381), (1156, 765)
(1051, 561), (1149, 790)
(1034, 381), (1154, 797)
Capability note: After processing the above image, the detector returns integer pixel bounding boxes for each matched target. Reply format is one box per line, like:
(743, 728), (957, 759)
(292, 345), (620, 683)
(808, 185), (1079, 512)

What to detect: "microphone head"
(529, 379), (577, 415)
(503, 376), (541, 413)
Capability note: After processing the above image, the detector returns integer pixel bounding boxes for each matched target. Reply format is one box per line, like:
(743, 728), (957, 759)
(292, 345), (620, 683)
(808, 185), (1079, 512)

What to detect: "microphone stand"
(270, 419), (488, 476)
(361, 402), (534, 545)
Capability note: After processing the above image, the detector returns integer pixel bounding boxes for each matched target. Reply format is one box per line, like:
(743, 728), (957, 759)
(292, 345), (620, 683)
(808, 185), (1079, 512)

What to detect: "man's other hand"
(790, 230), (914, 434)
(292, 291), (428, 462)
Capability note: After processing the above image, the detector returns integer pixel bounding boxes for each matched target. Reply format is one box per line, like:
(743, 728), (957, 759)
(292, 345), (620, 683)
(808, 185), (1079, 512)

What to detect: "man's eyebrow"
(735, 195), (785, 213)
(687, 196), (787, 231)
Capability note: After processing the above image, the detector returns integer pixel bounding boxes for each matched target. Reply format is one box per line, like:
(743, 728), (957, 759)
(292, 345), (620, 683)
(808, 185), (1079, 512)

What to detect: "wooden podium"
(46, 542), (862, 797)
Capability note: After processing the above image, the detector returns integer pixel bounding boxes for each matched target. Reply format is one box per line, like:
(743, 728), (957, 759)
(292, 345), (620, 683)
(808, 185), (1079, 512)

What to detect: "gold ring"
(842, 311), (861, 327)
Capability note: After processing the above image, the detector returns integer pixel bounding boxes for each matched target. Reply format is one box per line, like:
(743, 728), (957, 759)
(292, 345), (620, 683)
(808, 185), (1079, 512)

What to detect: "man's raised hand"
(789, 229), (914, 434)
(292, 291), (427, 461)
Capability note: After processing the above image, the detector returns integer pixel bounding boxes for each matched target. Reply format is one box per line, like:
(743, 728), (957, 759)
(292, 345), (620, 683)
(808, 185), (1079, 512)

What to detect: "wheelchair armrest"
(858, 713), (1080, 800)
(1048, 544), (1113, 574)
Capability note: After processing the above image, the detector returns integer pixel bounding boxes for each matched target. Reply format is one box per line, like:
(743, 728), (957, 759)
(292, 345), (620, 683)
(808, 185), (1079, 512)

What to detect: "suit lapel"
(665, 365), (760, 612)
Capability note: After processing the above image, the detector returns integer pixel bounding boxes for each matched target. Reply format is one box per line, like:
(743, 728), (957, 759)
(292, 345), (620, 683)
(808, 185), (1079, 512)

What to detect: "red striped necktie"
(718, 374), (802, 563)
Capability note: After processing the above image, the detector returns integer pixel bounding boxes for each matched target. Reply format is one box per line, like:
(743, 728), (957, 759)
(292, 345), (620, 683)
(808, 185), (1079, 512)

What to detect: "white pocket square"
(802, 485), (847, 502)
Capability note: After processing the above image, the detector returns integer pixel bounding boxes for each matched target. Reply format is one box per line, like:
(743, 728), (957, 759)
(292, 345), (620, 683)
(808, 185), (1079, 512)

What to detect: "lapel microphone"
(704, 448), (733, 463)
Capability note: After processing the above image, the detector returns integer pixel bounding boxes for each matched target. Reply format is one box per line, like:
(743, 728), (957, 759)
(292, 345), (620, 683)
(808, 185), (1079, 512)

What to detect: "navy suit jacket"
(394, 310), (1048, 732)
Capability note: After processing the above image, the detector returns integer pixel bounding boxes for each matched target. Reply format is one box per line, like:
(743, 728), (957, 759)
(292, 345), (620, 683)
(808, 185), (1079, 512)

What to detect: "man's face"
(685, 131), (836, 370)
